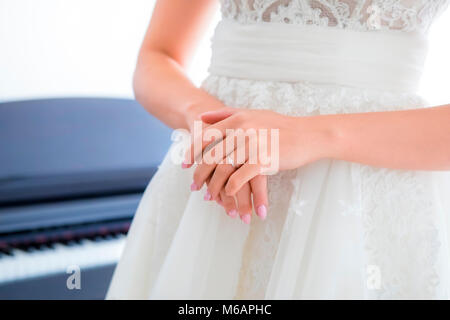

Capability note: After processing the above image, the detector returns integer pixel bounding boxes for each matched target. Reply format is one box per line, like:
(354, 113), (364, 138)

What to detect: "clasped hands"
(182, 107), (333, 224)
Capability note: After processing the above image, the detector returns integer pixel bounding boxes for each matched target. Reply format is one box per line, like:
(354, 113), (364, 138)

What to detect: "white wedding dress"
(107, 0), (450, 299)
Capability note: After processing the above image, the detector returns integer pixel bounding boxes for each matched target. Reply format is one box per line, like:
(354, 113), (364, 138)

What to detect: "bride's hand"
(186, 106), (269, 223)
(200, 173), (268, 224)
(185, 104), (266, 222)
(184, 108), (335, 196)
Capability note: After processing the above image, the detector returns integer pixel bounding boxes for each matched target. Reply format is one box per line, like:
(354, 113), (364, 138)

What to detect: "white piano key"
(0, 236), (126, 284)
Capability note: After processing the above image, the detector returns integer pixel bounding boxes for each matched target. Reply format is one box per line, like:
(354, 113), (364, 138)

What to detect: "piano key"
(0, 235), (126, 284)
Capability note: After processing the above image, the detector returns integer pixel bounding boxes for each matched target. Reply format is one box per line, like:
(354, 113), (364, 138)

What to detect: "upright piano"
(0, 98), (172, 299)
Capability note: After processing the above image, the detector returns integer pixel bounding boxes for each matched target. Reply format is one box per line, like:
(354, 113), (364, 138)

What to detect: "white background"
(0, 0), (449, 105)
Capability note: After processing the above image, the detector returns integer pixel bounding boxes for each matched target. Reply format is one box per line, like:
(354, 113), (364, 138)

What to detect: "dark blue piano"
(0, 98), (172, 299)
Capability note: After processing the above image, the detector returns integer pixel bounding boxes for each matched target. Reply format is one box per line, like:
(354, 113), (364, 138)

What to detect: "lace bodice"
(220, 0), (449, 33)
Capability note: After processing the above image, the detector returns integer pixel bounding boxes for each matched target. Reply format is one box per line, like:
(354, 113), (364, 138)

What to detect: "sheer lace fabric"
(220, 0), (449, 33)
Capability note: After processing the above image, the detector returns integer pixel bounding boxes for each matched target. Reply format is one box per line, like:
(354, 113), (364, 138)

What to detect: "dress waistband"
(208, 20), (429, 93)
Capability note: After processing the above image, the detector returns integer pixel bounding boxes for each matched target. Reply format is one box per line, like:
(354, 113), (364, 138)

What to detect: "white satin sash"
(208, 20), (429, 93)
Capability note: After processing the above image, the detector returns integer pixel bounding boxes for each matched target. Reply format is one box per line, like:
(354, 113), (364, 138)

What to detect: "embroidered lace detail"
(220, 0), (449, 34)
(201, 74), (426, 116)
(360, 166), (441, 298)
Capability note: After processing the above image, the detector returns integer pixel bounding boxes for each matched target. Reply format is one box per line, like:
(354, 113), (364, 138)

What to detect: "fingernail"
(241, 214), (251, 224)
(204, 191), (212, 201)
(228, 209), (238, 218)
(257, 205), (267, 220)
(181, 162), (189, 169)
(190, 182), (198, 191)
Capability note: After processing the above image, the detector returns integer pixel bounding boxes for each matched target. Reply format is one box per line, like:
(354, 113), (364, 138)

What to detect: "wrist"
(290, 114), (343, 161)
(313, 114), (345, 160)
(185, 101), (225, 131)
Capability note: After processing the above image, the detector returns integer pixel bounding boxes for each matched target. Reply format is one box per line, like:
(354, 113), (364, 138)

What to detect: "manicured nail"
(181, 160), (189, 169)
(257, 205), (267, 220)
(181, 161), (189, 169)
(241, 214), (251, 224)
(204, 191), (212, 201)
(228, 209), (238, 218)
(190, 182), (198, 191)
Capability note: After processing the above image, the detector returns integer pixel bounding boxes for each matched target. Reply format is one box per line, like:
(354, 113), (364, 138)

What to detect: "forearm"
(316, 105), (450, 170)
(133, 50), (225, 130)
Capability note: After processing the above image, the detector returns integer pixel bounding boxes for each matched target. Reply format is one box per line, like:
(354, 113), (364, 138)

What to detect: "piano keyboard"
(0, 193), (139, 289)
(0, 233), (126, 284)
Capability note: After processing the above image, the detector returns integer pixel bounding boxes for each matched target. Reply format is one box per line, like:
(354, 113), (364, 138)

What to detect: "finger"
(200, 108), (236, 124)
(250, 175), (268, 220)
(216, 193), (223, 206)
(203, 176), (213, 201)
(220, 189), (238, 218)
(235, 183), (252, 224)
(202, 132), (237, 166)
(207, 164), (235, 200)
(193, 162), (217, 192)
(183, 115), (238, 168)
(203, 145), (247, 201)
(226, 162), (262, 197)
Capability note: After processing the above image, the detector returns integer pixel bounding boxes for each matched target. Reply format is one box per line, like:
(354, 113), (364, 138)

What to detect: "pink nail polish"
(228, 210), (238, 218)
(190, 182), (198, 191)
(181, 162), (189, 169)
(204, 191), (212, 201)
(257, 205), (267, 220)
(241, 214), (251, 224)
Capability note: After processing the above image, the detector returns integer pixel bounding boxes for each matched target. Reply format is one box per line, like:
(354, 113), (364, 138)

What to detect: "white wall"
(0, 0), (449, 104)
(0, 0), (218, 102)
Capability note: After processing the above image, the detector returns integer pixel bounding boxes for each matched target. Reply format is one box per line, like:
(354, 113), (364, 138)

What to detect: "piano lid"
(0, 98), (173, 206)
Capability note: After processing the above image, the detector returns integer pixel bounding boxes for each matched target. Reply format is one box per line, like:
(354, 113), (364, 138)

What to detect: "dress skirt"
(106, 74), (450, 299)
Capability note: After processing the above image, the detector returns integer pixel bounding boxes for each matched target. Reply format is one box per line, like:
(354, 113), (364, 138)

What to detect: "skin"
(185, 106), (450, 201)
(137, 0), (450, 224)
(133, 0), (268, 222)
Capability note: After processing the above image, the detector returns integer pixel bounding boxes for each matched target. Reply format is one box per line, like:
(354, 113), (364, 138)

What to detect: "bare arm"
(328, 104), (450, 170)
(135, 0), (269, 220)
(133, 0), (224, 130)
(187, 104), (450, 196)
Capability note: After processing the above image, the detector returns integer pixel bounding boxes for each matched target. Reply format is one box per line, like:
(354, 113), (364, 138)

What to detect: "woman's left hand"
(183, 108), (336, 197)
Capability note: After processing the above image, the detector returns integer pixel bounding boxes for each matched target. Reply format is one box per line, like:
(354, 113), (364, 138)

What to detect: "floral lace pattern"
(220, 0), (449, 33)
(201, 75), (427, 116)
(360, 166), (441, 298)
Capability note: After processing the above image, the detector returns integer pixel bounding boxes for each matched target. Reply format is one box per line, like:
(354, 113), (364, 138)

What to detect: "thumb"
(200, 108), (236, 124)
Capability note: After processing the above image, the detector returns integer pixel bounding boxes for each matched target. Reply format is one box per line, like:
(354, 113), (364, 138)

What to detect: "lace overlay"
(235, 171), (297, 299)
(201, 75), (426, 116)
(360, 166), (441, 298)
(220, 0), (449, 33)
